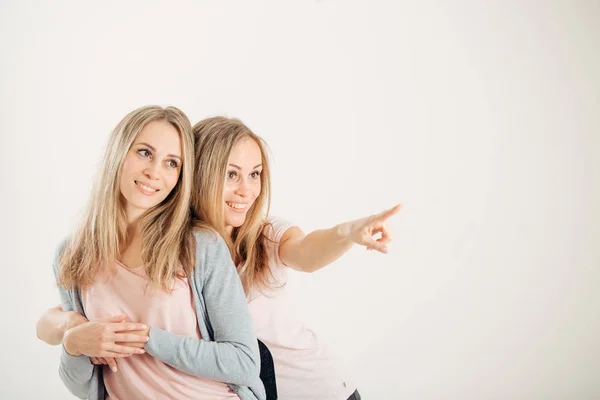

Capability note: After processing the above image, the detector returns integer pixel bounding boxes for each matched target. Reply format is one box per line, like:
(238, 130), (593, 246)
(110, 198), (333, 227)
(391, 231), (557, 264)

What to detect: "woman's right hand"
(89, 355), (132, 373)
(62, 314), (149, 363)
(90, 356), (115, 372)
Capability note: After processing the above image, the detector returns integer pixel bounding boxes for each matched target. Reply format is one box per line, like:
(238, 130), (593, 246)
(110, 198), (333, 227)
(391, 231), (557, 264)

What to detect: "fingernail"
(111, 367), (117, 372)
(139, 349), (145, 354)
(144, 336), (149, 341)
(141, 324), (147, 329)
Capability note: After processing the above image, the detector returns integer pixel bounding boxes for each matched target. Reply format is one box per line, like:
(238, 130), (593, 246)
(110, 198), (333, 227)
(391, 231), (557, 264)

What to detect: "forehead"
(228, 138), (262, 165)
(134, 120), (182, 156)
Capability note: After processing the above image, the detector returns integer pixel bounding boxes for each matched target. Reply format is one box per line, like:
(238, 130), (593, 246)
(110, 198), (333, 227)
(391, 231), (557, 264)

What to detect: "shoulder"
(52, 236), (74, 287)
(54, 237), (70, 255)
(262, 216), (296, 243)
(52, 237), (70, 270)
(191, 227), (232, 277)
(192, 227), (223, 247)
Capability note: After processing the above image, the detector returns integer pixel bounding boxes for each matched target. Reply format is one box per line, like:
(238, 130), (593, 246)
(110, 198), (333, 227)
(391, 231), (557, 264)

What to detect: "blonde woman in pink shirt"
(41, 107), (264, 400)
(189, 117), (400, 400)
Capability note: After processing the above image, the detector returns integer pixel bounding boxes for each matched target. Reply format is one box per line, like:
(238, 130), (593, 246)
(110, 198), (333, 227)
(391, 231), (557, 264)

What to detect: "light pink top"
(82, 262), (239, 400)
(247, 217), (355, 400)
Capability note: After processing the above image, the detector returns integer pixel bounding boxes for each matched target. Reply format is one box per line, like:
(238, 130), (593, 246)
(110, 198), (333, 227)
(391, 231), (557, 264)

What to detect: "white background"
(1, 1), (599, 399)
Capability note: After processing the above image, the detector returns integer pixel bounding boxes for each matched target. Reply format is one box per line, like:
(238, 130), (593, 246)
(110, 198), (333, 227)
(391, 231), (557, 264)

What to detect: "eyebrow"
(228, 163), (263, 170)
(135, 142), (182, 160)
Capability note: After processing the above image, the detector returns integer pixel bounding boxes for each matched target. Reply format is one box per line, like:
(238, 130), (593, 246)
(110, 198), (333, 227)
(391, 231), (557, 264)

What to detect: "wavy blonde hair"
(58, 105), (195, 292)
(192, 116), (272, 294)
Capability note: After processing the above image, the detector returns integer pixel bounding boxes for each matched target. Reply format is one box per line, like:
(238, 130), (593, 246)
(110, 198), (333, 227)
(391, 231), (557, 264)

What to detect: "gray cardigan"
(53, 229), (266, 400)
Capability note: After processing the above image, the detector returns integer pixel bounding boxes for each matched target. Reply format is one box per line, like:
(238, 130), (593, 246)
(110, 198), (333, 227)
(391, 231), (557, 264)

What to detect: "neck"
(125, 204), (145, 228)
(125, 208), (144, 242)
(226, 225), (233, 236)
(119, 215), (143, 267)
(127, 220), (142, 238)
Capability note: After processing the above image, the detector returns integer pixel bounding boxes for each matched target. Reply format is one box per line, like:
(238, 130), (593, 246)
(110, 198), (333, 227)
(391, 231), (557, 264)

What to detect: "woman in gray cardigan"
(46, 106), (264, 400)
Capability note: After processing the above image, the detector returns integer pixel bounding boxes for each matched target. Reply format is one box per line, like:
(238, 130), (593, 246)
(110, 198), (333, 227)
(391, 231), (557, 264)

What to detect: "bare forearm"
(289, 226), (354, 273)
(280, 205), (400, 273)
(36, 305), (73, 345)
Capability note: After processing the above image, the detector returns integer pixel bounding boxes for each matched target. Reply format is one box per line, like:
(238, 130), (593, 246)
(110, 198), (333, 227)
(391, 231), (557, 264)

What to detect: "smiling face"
(223, 137), (263, 232)
(119, 119), (183, 222)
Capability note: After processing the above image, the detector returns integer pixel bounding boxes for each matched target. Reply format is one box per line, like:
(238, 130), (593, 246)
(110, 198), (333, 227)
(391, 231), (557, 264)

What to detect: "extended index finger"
(376, 204), (401, 221)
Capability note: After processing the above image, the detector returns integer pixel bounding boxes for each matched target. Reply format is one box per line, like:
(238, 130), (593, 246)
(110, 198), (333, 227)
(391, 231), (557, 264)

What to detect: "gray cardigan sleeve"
(52, 241), (94, 399)
(144, 231), (260, 386)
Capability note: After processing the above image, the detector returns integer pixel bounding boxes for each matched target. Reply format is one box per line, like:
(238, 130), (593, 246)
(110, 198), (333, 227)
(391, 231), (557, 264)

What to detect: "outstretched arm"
(279, 204), (401, 273)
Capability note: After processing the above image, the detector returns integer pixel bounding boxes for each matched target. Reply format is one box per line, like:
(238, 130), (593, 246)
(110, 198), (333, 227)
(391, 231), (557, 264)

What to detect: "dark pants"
(258, 339), (278, 400)
(258, 339), (360, 400)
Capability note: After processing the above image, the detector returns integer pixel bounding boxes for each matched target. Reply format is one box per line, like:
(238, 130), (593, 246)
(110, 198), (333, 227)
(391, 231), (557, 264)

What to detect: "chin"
(226, 215), (247, 229)
(128, 196), (166, 211)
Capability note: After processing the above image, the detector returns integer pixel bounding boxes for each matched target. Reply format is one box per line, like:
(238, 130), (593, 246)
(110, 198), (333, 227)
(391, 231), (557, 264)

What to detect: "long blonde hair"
(58, 105), (195, 291)
(192, 116), (272, 294)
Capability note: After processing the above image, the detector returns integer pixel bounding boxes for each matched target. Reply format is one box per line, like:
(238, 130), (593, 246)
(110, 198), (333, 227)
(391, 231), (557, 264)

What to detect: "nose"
(143, 160), (160, 180)
(235, 178), (252, 196)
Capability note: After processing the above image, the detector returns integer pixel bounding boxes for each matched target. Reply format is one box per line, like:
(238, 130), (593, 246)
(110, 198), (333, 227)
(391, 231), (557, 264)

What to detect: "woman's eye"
(227, 171), (238, 179)
(137, 149), (151, 158)
(250, 171), (261, 179)
(167, 159), (179, 168)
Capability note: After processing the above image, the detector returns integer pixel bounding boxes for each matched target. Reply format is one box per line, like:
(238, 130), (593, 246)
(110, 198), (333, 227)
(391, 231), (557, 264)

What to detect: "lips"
(225, 201), (248, 209)
(135, 180), (159, 195)
(225, 201), (251, 213)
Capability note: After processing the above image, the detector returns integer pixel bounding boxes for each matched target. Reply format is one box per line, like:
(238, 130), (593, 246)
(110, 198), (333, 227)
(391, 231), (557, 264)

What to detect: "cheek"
(120, 155), (144, 181)
(223, 183), (235, 198)
(120, 158), (133, 177)
(164, 170), (180, 190)
(119, 160), (133, 188)
(252, 182), (261, 199)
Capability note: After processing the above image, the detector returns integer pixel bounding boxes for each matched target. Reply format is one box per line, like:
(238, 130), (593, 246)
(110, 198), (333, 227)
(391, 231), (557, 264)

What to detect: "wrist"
(62, 328), (82, 357)
(62, 311), (76, 332)
(334, 222), (352, 241)
(63, 311), (88, 333)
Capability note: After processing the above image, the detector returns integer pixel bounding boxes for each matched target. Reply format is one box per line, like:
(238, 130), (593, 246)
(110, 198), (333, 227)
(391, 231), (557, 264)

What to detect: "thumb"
(362, 237), (389, 254)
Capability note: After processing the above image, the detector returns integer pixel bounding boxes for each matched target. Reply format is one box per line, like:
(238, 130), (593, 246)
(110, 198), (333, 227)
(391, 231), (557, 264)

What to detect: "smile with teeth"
(135, 180), (159, 195)
(226, 201), (248, 210)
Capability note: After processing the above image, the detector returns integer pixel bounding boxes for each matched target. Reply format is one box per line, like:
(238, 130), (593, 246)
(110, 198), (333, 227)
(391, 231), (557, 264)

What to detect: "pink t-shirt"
(247, 217), (355, 400)
(82, 262), (239, 400)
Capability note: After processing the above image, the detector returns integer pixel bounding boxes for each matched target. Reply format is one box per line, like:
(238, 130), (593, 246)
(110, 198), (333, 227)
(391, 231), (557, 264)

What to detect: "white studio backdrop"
(1, 1), (598, 399)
